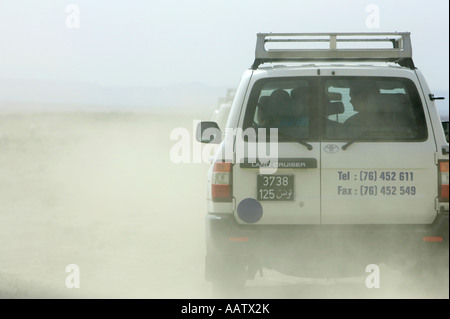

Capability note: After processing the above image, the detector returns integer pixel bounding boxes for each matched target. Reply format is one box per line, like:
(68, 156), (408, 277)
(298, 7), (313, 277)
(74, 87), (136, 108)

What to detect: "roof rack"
(251, 32), (415, 70)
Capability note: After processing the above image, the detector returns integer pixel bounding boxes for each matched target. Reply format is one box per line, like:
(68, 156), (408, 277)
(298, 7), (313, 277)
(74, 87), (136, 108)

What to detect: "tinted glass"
(322, 77), (427, 141)
(243, 77), (318, 141)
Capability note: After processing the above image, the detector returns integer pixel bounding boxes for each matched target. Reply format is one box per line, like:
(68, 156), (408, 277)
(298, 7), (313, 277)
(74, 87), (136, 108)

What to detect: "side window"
(443, 121), (449, 143)
(244, 78), (317, 141)
(323, 77), (427, 141)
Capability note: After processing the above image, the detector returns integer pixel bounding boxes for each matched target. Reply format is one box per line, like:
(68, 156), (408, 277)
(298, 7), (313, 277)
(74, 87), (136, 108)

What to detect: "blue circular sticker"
(237, 198), (263, 223)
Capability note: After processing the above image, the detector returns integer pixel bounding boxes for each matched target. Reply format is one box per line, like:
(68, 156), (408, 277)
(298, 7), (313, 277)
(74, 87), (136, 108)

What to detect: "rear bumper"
(205, 212), (449, 276)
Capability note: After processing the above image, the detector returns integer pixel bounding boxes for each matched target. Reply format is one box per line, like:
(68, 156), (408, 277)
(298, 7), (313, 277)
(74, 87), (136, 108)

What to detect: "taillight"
(439, 161), (449, 202)
(211, 162), (232, 202)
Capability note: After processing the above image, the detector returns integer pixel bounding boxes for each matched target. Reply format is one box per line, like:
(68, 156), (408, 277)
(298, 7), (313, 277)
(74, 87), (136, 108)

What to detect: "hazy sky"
(0, 0), (448, 92)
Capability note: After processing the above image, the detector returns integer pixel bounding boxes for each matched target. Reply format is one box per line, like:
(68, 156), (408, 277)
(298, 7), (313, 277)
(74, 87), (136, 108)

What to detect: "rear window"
(243, 77), (320, 141)
(322, 77), (427, 141)
(243, 76), (427, 142)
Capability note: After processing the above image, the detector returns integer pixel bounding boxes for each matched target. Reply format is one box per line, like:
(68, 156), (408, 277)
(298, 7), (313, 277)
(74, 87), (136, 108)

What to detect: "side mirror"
(196, 121), (222, 144)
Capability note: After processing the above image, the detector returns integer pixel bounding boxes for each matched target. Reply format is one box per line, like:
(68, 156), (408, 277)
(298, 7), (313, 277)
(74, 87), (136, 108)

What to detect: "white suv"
(197, 33), (449, 290)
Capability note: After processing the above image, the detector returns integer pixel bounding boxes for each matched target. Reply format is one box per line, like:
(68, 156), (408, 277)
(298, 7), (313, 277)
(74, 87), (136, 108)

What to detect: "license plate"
(257, 175), (294, 201)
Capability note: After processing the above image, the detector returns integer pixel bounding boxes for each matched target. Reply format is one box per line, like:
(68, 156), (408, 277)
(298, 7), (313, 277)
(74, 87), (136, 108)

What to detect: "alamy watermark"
(365, 264), (380, 288)
(65, 264), (80, 288)
(169, 120), (279, 174)
(169, 121), (219, 165)
(65, 4), (80, 29)
(365, 4), (380, 28)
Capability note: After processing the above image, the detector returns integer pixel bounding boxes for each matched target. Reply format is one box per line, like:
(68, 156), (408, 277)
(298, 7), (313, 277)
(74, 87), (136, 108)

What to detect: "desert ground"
(0, 111), (448, 299)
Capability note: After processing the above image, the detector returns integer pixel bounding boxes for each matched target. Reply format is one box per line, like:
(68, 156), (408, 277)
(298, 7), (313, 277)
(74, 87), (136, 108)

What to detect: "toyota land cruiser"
(196, 33), (449, 291)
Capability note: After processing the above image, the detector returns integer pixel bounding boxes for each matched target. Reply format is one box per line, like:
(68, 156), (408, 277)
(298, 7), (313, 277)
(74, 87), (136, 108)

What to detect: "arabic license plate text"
(257, 175), (294, 201)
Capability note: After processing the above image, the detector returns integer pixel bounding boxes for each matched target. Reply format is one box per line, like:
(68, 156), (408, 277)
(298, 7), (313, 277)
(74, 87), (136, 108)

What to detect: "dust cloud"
(0, 112), (447, 299)
(0, 111), (209, 298)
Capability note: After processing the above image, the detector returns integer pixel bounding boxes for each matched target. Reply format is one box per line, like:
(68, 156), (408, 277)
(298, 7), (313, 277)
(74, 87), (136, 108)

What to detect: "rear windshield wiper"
(342, 131), (376, 150)
(342, 130), (412, 150)
(277, 131), (313, 150)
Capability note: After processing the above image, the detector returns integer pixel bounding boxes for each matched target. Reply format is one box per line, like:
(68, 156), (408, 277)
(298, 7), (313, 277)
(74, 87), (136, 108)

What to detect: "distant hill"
(0, 78), (228, 115)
